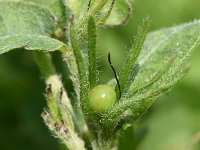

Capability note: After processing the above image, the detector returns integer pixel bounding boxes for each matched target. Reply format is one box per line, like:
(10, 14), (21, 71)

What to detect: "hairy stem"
(33, 51), (85, 150)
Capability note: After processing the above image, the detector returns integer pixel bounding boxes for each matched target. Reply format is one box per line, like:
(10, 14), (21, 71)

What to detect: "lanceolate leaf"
(70, 24), (91, 116)
(117, 18), (150, 99)
(102, 68), (189, 127)
(128, 20), (200, 98)
(102, 20), (200, 128)
(88, 16), (97, 88)
(0, 1), (65, 54)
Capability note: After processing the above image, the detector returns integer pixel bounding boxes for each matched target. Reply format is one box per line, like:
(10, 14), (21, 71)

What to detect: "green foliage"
(0, 35), (64, 54)
(88, 16), (97, 88)
(69, 24), (90, 116)
(0, 0), (199, 150)
(26, 0), (67, 27)
(128, 20), (200, 99)
(101, 20), (200, 129)
(102, 0), (133, 27)
(0, 0), (67, 27)
(118, 17), (150, 98)
(0, 1), (65, 54)
(0, 1), (56, 35)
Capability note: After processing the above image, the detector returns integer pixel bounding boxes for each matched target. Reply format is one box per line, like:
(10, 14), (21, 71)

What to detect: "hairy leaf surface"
(0, 0), (67, 27)
(0, 1), (65, 54)
(0, 35), (64, 54)
(102, 20), (200, 127)
(128, 20), (200, 98)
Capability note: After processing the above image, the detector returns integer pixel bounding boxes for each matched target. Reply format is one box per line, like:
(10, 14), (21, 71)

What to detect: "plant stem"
(32, 51), (56, 79)
(33, 51), (85, 150)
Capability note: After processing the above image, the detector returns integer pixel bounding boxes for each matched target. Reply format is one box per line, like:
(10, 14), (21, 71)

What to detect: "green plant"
(0, 0), (200, 149)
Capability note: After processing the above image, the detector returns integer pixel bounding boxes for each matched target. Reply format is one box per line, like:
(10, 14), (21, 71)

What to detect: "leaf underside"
(0, 35), (64, 55)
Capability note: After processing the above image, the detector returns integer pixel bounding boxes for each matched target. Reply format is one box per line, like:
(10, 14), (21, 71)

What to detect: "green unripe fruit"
(89, 85), (116, 113)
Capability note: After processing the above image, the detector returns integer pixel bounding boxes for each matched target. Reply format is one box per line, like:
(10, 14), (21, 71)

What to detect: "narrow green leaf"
(128, 20), (200, 98)
(128, 56), (176, 98)
(70, 24), (91, 116)
(90, 0), (109, 15)
(102, 65), (190, 127)
(117, 18), (150, 98)
(75, 0), (108, 36)
(66, 0), (83, 19)
(125, 63), (140, 91)
(88, 16), (97, 88)
(102, 20), (200, 128)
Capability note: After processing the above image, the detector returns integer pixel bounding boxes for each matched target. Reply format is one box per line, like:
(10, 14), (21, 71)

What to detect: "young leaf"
(127, 20), (200, 98)
(65, 0), (82, 19)
(102, 64), (190, 127)
(70, 24), (91, 116)
(102, 20), (200, 128)
(128, 57), (176, 98)
(100, 0), (133, 27)
(90, 0), (109, 15)
(117, 18), (150, 98)
(88, 16), (98, 88)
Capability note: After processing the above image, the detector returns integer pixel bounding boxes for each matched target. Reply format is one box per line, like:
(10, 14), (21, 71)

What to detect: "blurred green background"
(0, 0), (200, 149)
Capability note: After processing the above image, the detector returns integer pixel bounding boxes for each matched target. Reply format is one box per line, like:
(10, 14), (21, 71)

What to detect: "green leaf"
(0, 1), (56, 35)
(0, 1), (65, 54)
(0, 35), (65, 55)
(128, 20), (200, 98)
(102, 20), (200, 128)
(88, 16), (97, 88)
(29, 0), (67, 27)
(101, 0), (133, 27)
(90, 0), (109, 14)
(102, 69), (189, 127)
(117, 18), (150, 98)
(0, 0), (67, 27)
(67, 0), (87, 18)
(70, 24), (91, 116)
